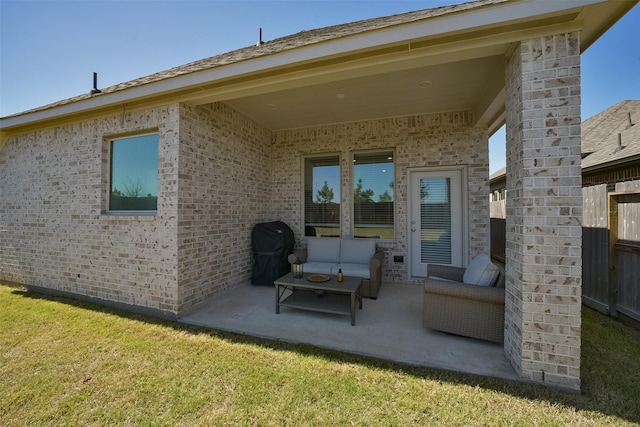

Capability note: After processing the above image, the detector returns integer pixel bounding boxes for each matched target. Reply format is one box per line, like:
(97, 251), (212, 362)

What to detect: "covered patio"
(180, 282), (519, 382)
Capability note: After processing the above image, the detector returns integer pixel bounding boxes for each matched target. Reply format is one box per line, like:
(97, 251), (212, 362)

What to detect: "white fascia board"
(0, 0), (605, 131)
(357, 0), (601, 47)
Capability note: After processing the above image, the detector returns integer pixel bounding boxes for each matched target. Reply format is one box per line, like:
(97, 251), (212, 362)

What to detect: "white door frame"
(407, 166), (469, 278)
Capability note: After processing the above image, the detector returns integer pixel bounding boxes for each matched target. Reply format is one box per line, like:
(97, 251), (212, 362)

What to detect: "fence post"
(608, 193), (619, 318)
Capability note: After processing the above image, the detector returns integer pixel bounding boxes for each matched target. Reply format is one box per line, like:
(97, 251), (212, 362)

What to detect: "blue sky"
(2, 1), (639, 174)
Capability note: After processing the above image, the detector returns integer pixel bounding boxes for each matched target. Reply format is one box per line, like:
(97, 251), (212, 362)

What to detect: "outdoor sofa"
(423, 254), (505, 343)
(288, 237), (385, 299)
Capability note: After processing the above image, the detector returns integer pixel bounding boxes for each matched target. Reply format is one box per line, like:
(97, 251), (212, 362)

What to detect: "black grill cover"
(251, 221), (295, 286)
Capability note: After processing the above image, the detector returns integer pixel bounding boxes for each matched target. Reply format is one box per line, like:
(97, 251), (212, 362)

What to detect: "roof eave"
(582, 155), (640, 174)
(0, 0), (629, 133)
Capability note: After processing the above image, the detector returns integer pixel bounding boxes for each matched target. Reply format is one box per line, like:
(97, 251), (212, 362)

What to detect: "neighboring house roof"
(1, 0), (636, 133)
(489, 100), (640, 186)
(490, 167), (507, 185)
(581, 100), (640, 172)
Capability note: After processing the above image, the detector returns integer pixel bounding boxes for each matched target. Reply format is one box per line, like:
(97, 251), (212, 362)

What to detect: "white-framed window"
(303, 154), (340, 237)
(353, 150), (394, 239)
(109, 133), (159, 213)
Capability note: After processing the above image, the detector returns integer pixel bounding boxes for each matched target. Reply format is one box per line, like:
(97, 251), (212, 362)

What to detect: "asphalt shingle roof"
(581, 100), (640, 170)
(490, 100), (640, 182)
(3, 0), (507, 120)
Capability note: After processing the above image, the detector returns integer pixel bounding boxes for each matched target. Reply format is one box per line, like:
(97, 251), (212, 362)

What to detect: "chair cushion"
(339, 239), (376, 264)
(427, 276), (454, 282)
(303, 262), (335, 275)
(332, 263), (370, 279)
(463, 253), (499, 286)
(307, 238), (341, 263)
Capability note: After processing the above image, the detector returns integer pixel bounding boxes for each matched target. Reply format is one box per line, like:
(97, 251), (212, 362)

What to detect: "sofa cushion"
(427, 276), (454, 282)
(463, 253), (499, 286)
(307, 238), (341, 263)
(303, 262), (336, 275)
(339, 239), (376, 265)
(331, 263), (371, 279)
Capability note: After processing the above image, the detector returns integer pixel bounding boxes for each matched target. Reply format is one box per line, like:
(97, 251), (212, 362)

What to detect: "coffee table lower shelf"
(277, 290), (361, 325)
(275, 273), (362, 326)
(280, 290), (352, 317)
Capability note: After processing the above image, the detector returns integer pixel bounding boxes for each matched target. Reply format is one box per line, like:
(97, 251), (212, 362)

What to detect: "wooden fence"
(582, 184), (610, 313)
(608, 187), (640, 323)
(582, 182), (640, 324)
(491, 182), (640, 324)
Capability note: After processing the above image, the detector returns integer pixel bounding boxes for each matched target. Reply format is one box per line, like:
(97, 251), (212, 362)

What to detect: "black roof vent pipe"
(90, 72), (102, 95)
(256, 28), (265, 46)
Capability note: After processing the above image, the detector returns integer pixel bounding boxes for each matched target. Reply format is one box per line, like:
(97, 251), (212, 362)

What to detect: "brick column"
(504, 32), (582, 392)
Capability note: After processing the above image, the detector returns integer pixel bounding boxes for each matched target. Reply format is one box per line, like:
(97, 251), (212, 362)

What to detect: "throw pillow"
(463, 253), (499, 286)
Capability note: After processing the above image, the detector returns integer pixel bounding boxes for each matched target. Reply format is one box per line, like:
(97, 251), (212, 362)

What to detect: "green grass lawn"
(1, 283), (639, 426)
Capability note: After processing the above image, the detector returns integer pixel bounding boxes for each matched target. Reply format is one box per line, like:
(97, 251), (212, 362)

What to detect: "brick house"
(1, 0), (637, 392)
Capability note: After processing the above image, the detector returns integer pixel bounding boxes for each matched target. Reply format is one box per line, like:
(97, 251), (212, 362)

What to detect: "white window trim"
(105, 131), (159, 216)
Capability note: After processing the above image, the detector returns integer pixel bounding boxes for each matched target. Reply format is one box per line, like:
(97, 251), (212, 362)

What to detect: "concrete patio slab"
(179, 282), (519, 382)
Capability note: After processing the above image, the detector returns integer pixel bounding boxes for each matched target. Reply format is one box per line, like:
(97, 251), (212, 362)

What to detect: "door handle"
(411, 228), (416, 232)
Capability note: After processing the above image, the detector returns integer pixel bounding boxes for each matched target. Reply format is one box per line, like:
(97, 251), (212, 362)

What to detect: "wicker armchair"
(423, 263), (505, 343)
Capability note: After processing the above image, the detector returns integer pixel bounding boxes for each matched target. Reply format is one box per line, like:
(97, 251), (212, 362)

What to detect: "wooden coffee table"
(275, 272), (362, 325)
